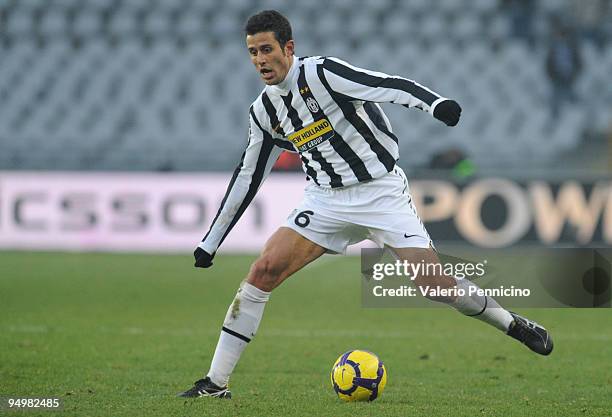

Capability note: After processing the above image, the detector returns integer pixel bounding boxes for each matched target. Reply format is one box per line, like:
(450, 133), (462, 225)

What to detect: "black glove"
(194, 247), (214, 268)
(433, 99), (461, 127)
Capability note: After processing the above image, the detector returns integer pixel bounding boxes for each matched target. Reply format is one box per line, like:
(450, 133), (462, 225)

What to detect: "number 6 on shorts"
(294, 210), (314, 228)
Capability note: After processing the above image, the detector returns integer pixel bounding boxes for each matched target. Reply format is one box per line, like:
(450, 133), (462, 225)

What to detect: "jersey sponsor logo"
(306, 97), (320, 113)
(288, 118), (334, 152)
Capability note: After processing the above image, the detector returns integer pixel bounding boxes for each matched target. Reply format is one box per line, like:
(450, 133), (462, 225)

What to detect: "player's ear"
(284, 39), (295, 56)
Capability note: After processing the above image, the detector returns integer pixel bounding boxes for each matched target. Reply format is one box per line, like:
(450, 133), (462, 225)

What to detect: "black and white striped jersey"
(200, 56), (448, 254)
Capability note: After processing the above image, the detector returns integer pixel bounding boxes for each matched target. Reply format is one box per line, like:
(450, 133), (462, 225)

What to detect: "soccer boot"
(177, 377), (232, 399)
(507, 312), (553, 356)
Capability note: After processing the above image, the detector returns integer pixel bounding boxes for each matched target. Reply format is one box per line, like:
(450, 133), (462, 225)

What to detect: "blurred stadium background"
(0, 0), (611, 252)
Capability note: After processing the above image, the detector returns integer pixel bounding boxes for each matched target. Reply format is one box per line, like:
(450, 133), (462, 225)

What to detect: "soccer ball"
(330, 349), (387, 402)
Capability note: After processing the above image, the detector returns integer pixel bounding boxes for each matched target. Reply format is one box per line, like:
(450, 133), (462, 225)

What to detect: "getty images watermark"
(361, 248), (612, 308)
(370, 258), (531, 299)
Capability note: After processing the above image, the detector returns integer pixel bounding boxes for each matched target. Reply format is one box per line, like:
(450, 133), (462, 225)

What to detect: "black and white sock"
(452, 278), (514, 332)
(207, 282), (270, 387)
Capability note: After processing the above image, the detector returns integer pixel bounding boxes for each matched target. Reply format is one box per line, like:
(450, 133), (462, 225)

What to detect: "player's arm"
(320, 57), (461, 126)
(194, 107), (283, 268)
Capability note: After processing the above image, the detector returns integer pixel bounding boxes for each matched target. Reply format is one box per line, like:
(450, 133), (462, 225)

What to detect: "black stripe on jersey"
(317, 64), (396, 172)
(280, 91), (341, 187)
(280, 91), (302, 131)
(309, 148), (341, 187)
(296, 66), (343, 187)
(215, 109), (275, 244)
(262, 93), (319, 184)
(298, 64), (372, 184)
(363, 102), (399, 144)
(272, 139), (294, 151)
(262, 93), (286, 136)
(201, 148), (246, 246)
(261, 94), (295, 151)
(322, 58), (438, 106)
(299, 154), (320, 185)
(249, 105), (269, 134)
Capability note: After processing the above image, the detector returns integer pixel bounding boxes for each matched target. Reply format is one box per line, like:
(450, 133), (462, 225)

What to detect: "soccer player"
(178, 10), (553, 399)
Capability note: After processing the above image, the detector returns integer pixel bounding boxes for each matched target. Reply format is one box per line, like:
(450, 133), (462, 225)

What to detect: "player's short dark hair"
(245, 10), (293, 48)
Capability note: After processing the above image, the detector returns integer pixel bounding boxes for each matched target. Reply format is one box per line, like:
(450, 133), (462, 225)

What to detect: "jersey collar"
(268, 56), (299, 95)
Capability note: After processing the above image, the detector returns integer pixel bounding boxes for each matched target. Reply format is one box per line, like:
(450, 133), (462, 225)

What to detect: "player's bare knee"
(247, 256), (285, 292)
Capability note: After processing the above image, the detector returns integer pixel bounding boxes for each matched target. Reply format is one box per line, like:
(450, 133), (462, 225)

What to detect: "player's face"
(246, 31), (294, 85)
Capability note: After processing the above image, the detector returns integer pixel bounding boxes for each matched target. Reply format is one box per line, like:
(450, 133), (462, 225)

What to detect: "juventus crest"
(306, 97), (319, 114)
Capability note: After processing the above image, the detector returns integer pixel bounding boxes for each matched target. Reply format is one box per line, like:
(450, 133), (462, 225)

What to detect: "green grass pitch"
(1, 252), (611, 416)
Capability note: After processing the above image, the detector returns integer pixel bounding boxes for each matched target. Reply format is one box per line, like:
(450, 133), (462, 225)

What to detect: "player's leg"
(179, 227), (326, 398)
(390, 246), (514, 328)
(245, 226), (328, 291)
(367, 167), (552, 355)
(389, 245), (553, 355)
(205, 226), (325, 388)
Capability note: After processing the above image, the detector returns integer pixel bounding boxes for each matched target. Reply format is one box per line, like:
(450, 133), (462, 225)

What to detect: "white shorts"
(285, 166), (432, 254)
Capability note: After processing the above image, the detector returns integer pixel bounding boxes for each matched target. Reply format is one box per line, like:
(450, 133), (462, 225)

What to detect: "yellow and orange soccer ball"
(330, 350), (387, 402)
